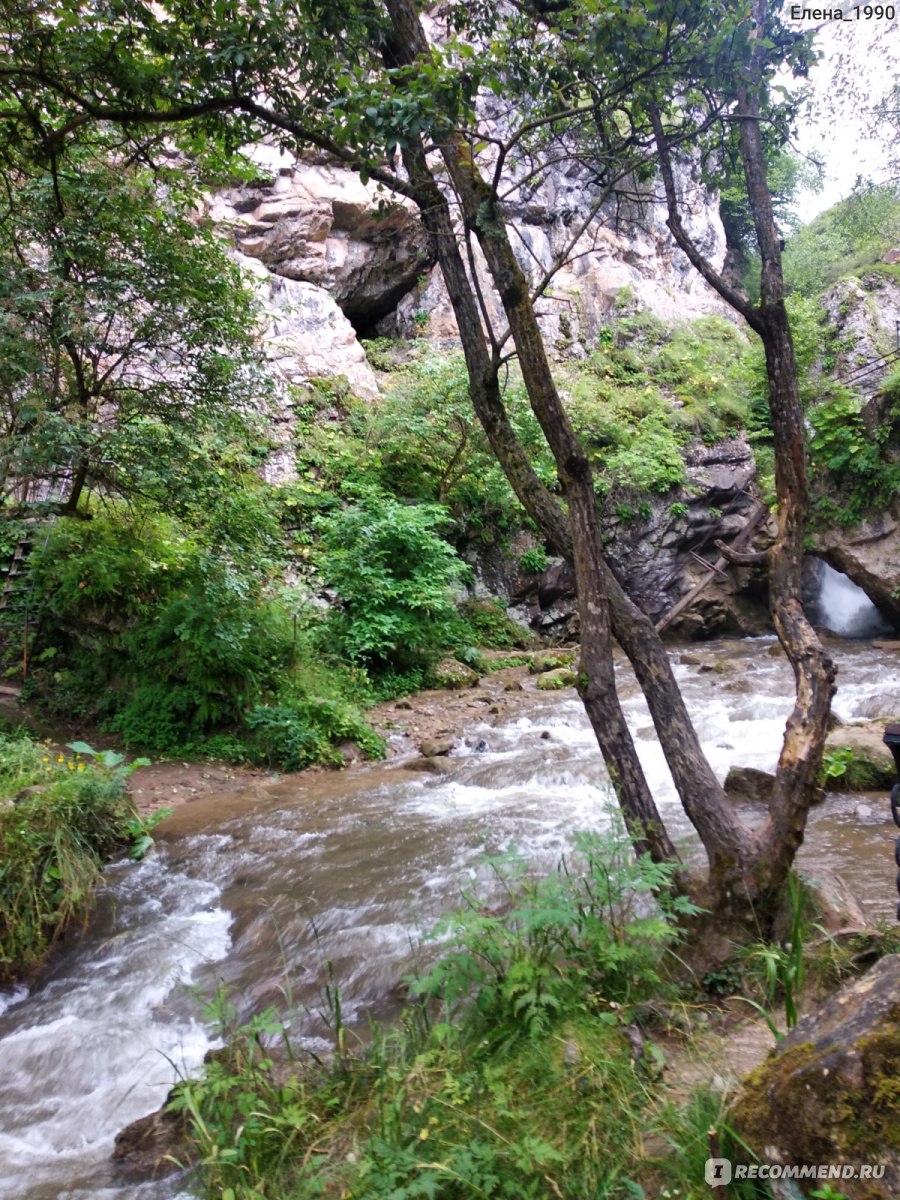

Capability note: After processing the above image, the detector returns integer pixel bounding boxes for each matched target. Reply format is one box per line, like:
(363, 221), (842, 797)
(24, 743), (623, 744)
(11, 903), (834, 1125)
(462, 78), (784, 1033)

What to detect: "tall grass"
(174, 815), (710, 1199)
(0, 732), (139, 982)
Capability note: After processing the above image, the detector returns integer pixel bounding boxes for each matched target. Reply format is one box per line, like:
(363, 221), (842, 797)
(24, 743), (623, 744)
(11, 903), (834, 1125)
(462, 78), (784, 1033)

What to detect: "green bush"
(314, 493), (469, 671)
(808, 390), (900, 525)
(361, 354), (554, 537)
(518, 547), (549, 574)
(412, 818), (698, 1047)
(0, 733), (139, 981)
(24, 509), (385, 769)
(454, 597), (532, 650)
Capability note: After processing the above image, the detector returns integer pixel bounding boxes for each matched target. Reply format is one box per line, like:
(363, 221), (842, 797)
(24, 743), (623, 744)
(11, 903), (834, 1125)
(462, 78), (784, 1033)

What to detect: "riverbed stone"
(536, 667), (577, 691)
(731, 955), (900, 1199)
(418, 736), (455, 758)
(852, 692), (900, 721)
(724, 765), (776, 806)
(111, 1091), (189, 1181)
(529, 649), (576, 674)
(403, 756), (451, 774)
(431, 659), (480, 689)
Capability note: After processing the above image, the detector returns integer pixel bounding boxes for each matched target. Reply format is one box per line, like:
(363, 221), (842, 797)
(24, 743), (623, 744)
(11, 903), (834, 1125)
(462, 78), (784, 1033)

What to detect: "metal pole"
(884, 723), (900, 922)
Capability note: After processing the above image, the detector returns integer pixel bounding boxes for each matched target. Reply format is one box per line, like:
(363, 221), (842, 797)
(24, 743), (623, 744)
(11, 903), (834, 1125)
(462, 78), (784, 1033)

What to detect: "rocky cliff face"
(207, 139), (732, 397)
(491, 436), (770, 640)
(204, 141), (899, 636)
(812, 271), (900, 626)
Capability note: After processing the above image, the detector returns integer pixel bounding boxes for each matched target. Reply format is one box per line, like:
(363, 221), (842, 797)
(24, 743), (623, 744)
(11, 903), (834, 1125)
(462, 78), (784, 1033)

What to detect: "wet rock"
(432, 659), (480, 689)
(788, 869), (869, 938)
(111, 1091), (190, 1182)
(731, 955), (900, 1199)
(337, 740), (364, 765)
(403, 756), (451, 774)
(536, 667), (577, 691)
(724, 679), (753, 694)
(823, 724), (897, 792)
(504, 679), (524, 692)
(529, 649), (576, 674)
(724, 765), (776, 806)
(418, 737), (455, 758)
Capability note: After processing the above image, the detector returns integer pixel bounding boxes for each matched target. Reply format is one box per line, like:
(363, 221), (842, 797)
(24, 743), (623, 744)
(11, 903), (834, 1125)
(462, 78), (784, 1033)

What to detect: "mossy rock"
(822, 724), (897, 792)
(529, 649), (577, 675)
(731, 955), (900, 1198)
(536, 667), (577, 691)
(432, 659), (480, 689)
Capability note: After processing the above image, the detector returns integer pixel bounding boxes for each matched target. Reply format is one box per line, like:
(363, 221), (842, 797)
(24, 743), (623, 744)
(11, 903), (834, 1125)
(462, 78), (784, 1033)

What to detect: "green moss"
(529, 650), (577, 674)
(734, 1005), (900, 1187)
(536, 667), (577, 690)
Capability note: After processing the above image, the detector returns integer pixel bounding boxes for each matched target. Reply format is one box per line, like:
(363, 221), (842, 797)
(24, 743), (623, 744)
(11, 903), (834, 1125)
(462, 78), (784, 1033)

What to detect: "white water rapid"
(0, 638), (897, 1198)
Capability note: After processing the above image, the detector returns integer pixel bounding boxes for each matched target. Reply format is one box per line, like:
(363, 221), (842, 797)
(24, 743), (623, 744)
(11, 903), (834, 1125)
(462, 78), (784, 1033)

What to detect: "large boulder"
(724, 765), (776, 806)
(823, 723), (898, 792)
(536, 667), (577, 691)
(431, 659), (480, 690)
(731, 955), (900, 1199)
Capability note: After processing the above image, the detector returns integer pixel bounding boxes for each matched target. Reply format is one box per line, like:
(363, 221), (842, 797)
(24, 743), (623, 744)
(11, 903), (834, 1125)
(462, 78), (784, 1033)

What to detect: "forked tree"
(0, 0), (835, 926)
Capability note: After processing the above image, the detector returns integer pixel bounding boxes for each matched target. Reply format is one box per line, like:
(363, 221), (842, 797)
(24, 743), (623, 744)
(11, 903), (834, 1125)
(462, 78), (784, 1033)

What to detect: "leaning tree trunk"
(384, 0), (676, 864)
(650, 0), (836, 923)
(734, 40), (836, 909)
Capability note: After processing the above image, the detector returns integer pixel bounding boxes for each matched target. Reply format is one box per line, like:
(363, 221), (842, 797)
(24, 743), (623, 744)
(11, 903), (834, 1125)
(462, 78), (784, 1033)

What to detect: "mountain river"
(0, 636), (897, 1199)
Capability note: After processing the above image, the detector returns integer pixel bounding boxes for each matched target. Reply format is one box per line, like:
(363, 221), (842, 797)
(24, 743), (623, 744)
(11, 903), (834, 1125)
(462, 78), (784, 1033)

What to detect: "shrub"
(314, 493), (469, 670)
(518, 547), (549, 574)
(0, 733), (139, 981)
(454, 598), (532, 649)
(412, 817), (698, 1048)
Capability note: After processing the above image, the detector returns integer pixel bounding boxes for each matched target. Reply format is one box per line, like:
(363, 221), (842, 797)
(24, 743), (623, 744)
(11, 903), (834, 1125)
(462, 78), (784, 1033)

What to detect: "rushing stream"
(1, 637), (897, 1199)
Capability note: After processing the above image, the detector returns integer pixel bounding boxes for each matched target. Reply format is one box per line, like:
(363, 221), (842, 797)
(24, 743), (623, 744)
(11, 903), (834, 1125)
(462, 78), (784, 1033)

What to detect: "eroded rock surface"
(732, 955), (900, 1199)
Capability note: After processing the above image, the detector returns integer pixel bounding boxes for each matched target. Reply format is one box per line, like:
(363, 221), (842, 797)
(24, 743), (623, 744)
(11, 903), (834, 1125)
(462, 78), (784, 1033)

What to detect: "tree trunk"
(384, 0), (676, 863)
(650, 0), (836, 922)
(733, 32), (836, 908)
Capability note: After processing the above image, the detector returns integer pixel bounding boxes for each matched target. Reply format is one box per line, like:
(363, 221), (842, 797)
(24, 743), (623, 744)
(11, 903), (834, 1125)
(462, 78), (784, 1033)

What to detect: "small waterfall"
(810, 561), (892, 638)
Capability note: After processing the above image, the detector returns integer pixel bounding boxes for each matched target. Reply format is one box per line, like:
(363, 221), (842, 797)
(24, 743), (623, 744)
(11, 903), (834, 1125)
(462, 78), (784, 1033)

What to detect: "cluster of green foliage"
(566, 313), (753, 499)
(21, 504), (384, 768)
(782, 185), (900, 299)
(282, 356), (553, 545)
(0, 146), (271, 512)
(0, 731), (148, 981)
(174, 816), (721, 1200)
(807, 389), (900, 527)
